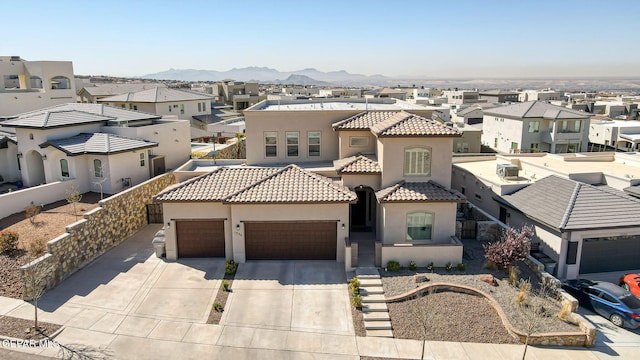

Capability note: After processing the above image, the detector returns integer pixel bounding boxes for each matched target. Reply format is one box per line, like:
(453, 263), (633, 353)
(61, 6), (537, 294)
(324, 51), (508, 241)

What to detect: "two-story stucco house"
(155, 99), (466, 268)
(481, 101), (591, 154)
(0, 103), (190, 194)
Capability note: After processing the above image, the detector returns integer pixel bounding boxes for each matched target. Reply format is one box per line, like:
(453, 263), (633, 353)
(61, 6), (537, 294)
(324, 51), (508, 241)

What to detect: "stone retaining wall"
(20, 173), (175, 299)
(386, 283), (596, 347)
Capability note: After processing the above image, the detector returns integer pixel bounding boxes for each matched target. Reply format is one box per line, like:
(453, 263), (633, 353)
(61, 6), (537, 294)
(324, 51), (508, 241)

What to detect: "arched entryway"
(350, 185), (376, 233)
(25, 150), (45, 186)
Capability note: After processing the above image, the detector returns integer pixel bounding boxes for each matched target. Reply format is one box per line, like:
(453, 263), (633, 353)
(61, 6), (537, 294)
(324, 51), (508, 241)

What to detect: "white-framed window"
(455, 142), (469, 153)
(93, 159), (103, 177)
(349, 136), (369, 147)
(404, 147), (431, 176)
(140, 153), (145, 167)
(574, 120), (581, 132)
(308, 131), (321, 157)
(406, 212), (433, 241)
(60, 159), (69, 177)
(264, 132), (277, 157)
(528, 121), (540, 133)
(198, 103), (202, 112)
(286, 132), (299, 157)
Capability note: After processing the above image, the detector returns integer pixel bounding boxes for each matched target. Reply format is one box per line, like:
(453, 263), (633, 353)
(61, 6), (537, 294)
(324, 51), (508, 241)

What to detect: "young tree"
(66, 182), (82, 220)
(514, 279), (554, 360)
(25, 204), (42, 226)
(21, 255), (55, 334)
(411, 286), (434, 359)
(483, 225), (533, 270)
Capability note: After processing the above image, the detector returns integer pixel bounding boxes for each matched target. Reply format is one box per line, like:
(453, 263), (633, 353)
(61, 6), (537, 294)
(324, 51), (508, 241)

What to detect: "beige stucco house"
(156, 99), (466, 268)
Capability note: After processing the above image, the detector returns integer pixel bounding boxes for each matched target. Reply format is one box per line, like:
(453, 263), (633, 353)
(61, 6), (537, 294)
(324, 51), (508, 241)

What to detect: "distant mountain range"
(141, 67), (388, 86)
(141, 67), (640, 90)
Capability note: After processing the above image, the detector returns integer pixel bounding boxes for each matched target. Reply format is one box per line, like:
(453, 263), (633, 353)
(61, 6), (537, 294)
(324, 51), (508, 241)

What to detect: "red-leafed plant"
(483, 225), (533, 270)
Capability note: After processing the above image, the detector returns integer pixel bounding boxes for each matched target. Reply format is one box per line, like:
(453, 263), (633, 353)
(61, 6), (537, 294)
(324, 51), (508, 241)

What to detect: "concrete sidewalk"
(0, 225), (637, 359)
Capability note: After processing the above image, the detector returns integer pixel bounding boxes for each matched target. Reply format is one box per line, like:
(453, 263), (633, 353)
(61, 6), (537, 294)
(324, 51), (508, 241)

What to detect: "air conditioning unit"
(496, 164), (519, 180)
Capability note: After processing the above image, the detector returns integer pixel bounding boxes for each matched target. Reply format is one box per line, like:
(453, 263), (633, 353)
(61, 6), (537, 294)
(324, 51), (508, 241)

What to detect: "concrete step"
(356, 268), (380, 278)
(361, 294), (386, 303)
(362, 303), (389, 312)
(364, 320), (392, 330)
(363, 312), (390, 321)
(359, 279), (383, 287)
(359, 287), (384, 295)
(366, 329), (394, 338)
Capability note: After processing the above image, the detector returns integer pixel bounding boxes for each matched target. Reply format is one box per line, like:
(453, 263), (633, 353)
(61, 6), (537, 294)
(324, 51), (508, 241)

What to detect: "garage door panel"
(245, 222), (336, 260)
(176, 220), (225, 258)
(580, 235), (640, 273)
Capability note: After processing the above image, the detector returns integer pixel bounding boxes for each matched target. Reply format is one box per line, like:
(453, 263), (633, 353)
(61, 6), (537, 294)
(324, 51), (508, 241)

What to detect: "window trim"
(60, 158), (69, 177)
(286, 131), (299, 157)
(93, 159), (103, 178)
(264, 131), (277, 158)
(404, 146), (431, 176)
(139, 152), (145, 167)
(406, 211), (434, 241)
(308, 131), (321, 157)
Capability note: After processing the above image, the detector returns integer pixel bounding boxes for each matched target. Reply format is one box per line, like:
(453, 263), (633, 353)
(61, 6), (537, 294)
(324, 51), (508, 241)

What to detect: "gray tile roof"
(623, 185), (640, 199)
(98, 87), (213, 103)
(498, 175), (640, 230)
(370, 112), (461, 137)
(79, 83), (167, 97)
(1, 110), (114, 129)
(332, 111), (399, 130)
(334, 155), (381, 174)
(225, 165), (357, 204)
(13, 103), (161, 122)
(376, 181), (466, 203)
(0, 130), (17, 144)
(40, 133), (157, 155)
(155, 165), (356, 204)
(483, 101), (590, 120)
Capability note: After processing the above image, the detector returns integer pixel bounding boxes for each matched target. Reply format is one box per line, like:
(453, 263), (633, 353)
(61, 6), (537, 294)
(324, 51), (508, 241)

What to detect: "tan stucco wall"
(380, 241), (463, 267)
(341, 174), (381, 190)
(338, 130), (376, 158)
(379, 202), (457, 245)
(162, 202), (232, 260)
(231, 204), (350, 263)
(377, 137), (454, 188)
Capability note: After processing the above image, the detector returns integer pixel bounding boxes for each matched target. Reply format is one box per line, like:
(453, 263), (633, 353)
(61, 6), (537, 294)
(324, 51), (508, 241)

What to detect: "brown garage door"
(245, 221), (336, 260)
(176, 220), (225, 258)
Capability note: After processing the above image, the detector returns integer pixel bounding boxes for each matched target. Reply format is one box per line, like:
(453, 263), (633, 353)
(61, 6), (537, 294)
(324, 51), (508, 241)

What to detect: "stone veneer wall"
(20, 173), (175, 299)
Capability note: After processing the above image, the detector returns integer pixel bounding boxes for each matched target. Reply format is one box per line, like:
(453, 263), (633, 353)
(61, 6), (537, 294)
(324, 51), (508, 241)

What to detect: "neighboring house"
(364, 88), (407, 100)
(453, 125), (482, 153)
(96, 87), (214, 139)
(589, 118), (640, 151)
(207, 80), (265, 110)
(192, 106), (244, 138)
(0, 56), (76, 117)
(0, 130), (19, 183)
(156, 98), (466, 268)
(0, 103), (190, 193)
(496, 175), (640, 279)
(482, 101), (590, 153)
(77, 83), (166, 104)
(478, 90), (519, 103)
(518, 89), (564, 102)
(442, 90), (484, 105)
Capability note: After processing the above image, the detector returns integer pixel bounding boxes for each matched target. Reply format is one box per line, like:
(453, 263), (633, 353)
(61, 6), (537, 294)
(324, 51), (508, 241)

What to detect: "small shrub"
(515, 279), (531, 305)
(483, 225), (533, 270)
(457, 263), (466, 272)
(427, 261), (434, 272)
(25, 205), (41, 226)
(213, 303), (223, 312)
(349, 277), (360, 290)
(222, 280), (230, 292)
(386, 260), (400, 272)
(351, 293), (363, 308)
(0, 231), (19, 254)
(508, 266), (521, 286)
(408, 261), (417, 271)
(27, 237), (48, 257)
(445, 262), (453, 272)
(483, 260), (496, 270)
(224, 259), (238, 275)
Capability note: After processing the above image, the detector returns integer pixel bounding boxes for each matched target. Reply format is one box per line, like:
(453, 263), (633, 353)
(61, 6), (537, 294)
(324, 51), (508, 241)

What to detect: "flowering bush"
(483, 226), (533, 270)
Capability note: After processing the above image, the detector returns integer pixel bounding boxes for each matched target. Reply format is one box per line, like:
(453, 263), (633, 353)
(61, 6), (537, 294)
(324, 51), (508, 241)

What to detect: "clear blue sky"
(2, 0), (639, 78)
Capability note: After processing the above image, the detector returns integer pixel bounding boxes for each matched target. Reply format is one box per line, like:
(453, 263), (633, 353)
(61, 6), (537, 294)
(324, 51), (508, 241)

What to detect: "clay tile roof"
(376, 181), (466, 203)
(154, 167), (279, 202)
(224, 165), (357, 204)
(334, 155), (381, 174)
(332, 111), (399, 130)
(371, 112), (461, 137)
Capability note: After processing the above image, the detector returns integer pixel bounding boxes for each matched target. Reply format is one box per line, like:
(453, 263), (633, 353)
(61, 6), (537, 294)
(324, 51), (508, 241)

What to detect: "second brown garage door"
(176, 220), (225, 258)
(244, 221), (336, 260)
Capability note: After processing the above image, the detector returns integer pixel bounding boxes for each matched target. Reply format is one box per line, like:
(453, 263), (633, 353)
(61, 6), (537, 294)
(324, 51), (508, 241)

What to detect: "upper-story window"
(308, 132), (321, 157)
(528, 121), (540, 133)
(60, 159), (69, 177)
(140, 153), (145, 167)
(264, 132), (277, 157)
(94, 159), (103, 177)
(180, 104), (185, 115)
(198, 103), (202, 112)
(349, 136), (369, 147)
(286, 132), (299, 157)
(30, 76), (43, 89)
(50, 76), (71, 90)
(574, 120), (581, 132)
(404, 147), (431, 176)
(406, 211), (433, 241)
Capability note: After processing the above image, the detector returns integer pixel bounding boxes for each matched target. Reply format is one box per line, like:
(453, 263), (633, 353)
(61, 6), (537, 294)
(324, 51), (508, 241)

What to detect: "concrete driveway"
(576, 307), (640, 348)
(222, 261), (354, 336)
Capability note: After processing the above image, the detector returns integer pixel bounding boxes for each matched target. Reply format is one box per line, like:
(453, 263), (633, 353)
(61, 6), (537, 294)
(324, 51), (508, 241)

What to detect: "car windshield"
(620, 293), (640, 309)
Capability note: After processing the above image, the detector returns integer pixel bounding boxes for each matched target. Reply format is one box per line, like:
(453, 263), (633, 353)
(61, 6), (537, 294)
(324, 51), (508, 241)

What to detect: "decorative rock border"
(386, 282), (596, 347)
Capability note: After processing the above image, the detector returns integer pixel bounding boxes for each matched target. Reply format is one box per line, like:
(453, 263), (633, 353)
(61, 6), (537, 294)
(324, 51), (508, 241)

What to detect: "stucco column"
(19, 74), (30, 90)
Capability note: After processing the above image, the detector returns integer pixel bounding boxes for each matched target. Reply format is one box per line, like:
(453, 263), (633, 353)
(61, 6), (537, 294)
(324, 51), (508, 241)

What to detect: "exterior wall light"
(17, 153), (23, 158)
